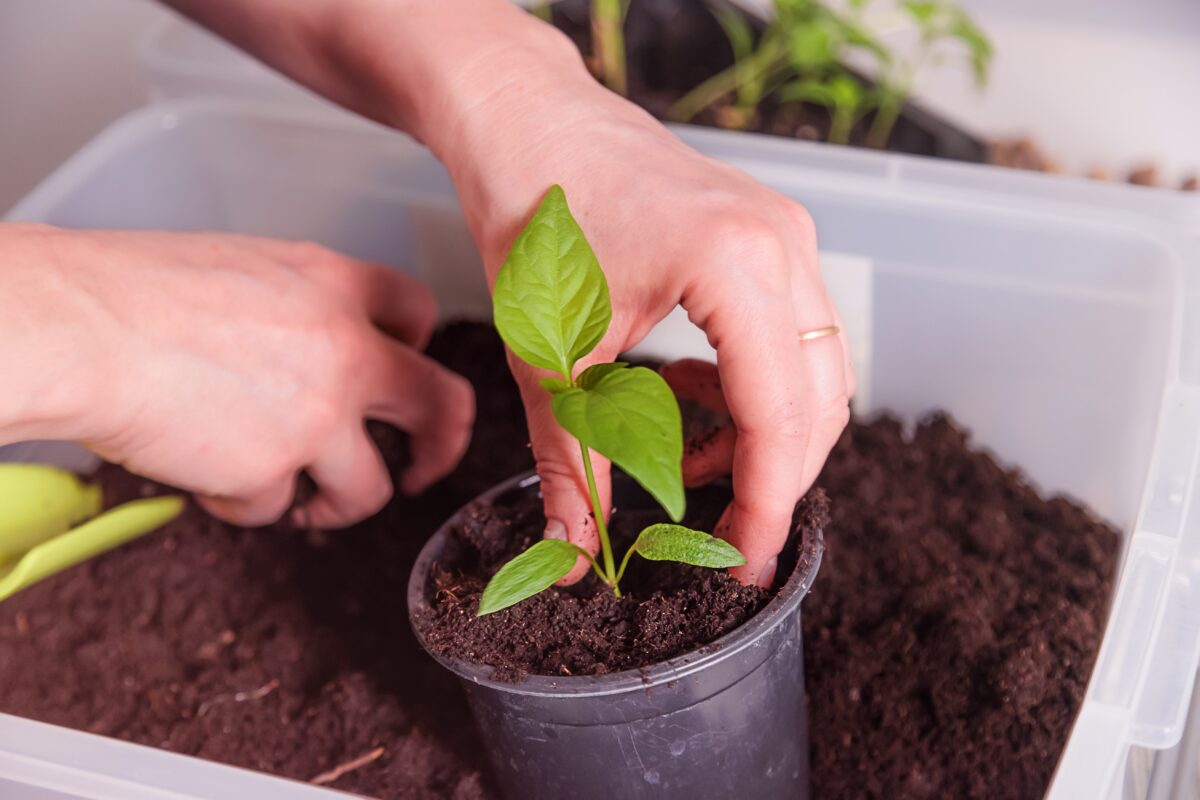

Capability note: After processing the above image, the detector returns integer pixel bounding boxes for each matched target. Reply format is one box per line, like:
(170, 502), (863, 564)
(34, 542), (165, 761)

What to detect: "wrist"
(0, 225), (108, 446)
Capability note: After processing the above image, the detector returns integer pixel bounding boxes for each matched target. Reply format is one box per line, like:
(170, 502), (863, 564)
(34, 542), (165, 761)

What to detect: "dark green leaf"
(476, 539), (580, 615)
(551, 366), (685, 521)
(492, 185), (612, 377)
(632, 523), (746, 568)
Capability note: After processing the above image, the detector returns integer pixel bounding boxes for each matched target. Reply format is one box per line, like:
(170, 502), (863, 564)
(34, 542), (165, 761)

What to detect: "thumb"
(508, 354), (612, 586)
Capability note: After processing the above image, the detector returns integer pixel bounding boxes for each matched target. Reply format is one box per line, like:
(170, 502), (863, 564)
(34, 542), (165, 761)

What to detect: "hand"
(420, 21), (855, 586)
(0, 224), (473, 528)
(150, 0), (852, 583)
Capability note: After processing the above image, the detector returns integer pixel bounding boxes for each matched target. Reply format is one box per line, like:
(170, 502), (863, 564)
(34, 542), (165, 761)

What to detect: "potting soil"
(0, 322), (1117, 799)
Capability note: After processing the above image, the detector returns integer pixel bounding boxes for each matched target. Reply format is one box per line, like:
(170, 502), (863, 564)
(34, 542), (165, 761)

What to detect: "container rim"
(406, 470), (824, 698)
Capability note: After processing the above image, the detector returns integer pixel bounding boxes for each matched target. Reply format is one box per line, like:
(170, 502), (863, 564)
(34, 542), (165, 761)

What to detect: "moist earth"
(413, 482), (829, 681)
(0, 322), (1117, 798)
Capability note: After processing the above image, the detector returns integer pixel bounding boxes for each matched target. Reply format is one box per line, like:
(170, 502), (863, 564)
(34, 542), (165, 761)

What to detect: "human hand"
(416, 17), (854, 586)
(150, 0), (852, 582)
(0, 224), (473, 528)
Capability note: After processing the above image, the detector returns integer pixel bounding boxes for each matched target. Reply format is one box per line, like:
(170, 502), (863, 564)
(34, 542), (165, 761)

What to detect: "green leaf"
(787, 23), (837, 71)
(551, 365), (685, 521)
(540, 377), (572, 395)
(576, 362), (630, 389)
(477, 539), (580, 616)
(633, 524), (747, 568)
(949, 14), (993, 87)
(901, 1), (939, 25)
(492, 185), (612, 378)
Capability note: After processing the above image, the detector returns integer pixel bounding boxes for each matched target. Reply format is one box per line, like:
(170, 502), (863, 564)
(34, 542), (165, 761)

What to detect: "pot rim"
(407, 470), (823, 699)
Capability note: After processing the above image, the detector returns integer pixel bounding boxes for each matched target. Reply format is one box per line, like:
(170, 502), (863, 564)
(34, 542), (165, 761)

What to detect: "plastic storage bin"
(3, 98), (1199, 799)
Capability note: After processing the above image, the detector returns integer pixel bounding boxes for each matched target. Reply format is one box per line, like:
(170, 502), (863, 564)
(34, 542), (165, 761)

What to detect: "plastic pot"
(407, 470), (825, 800)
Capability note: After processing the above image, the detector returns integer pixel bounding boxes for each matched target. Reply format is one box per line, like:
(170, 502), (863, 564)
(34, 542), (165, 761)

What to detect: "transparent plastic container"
(3, 98), (1199, 799)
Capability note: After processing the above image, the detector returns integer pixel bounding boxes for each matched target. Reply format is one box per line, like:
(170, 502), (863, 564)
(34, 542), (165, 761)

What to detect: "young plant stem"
(579, 440), (620, 596)
(592, 0), (628, 96)
(668, 38), (786, 123)
(865, 93), (902, 148)
(829, 107), (854, 145)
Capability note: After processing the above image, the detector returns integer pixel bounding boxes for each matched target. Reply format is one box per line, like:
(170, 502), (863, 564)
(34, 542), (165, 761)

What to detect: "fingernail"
(544, 518), (567, 541)
(759, 557), (778, 587)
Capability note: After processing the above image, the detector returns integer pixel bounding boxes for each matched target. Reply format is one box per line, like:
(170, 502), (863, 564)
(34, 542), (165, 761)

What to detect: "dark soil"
(805, 415), (1119, 798)
(412, 482), (829, 682)
(549, 0), (987, 162)
(0, 322), (1118, 799)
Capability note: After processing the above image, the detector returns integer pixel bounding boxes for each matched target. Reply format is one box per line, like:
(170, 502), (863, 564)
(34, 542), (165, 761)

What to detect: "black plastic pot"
(407, 471), (825, 800)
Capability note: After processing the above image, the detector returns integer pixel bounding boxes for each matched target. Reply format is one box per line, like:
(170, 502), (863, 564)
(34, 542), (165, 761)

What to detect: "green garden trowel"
(0, 464), (183, 601)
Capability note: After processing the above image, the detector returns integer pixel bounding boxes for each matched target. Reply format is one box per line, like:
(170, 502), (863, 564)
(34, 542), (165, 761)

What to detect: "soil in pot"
(412, 479), (829, 681)
(548, 0), (987, 162)
(0, 322), (1118, 799)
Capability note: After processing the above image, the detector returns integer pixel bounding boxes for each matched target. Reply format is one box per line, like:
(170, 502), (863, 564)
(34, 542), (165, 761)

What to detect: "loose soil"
(0, 322), (1118, 799)
(412, 482), (829, 682)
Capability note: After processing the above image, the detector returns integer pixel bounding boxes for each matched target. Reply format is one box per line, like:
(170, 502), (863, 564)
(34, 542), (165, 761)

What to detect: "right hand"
(0, 224), (474, 529)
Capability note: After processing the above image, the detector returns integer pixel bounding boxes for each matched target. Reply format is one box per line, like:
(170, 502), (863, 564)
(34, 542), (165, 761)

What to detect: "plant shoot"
(478, 185), (745, 615)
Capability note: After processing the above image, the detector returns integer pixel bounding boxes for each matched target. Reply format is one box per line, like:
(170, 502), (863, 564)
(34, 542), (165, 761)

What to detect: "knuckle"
(780, 201), (817, 241)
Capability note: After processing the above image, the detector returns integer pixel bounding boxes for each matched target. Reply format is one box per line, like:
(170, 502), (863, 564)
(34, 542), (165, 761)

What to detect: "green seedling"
(778, 71), (876, 145)
(865, 0), (992, 148)
(478, 185), (745, 615)
(670, 0), (878, 134)
(670, 0), (990, 149)
(592, 0), (631, 96)
(523, 1), (629, 96)
(0, 463), (183, 601)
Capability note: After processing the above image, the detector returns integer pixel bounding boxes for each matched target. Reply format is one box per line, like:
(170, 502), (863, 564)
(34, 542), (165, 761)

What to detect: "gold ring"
(798, 325), (840, 342)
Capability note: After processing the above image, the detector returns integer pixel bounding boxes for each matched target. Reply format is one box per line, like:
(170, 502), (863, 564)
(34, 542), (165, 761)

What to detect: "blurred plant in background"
(669, 0), (992, 148)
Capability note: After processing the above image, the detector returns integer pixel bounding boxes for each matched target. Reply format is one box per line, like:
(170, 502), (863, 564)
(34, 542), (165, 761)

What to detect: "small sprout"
(779, 72), (875, 145)
(479, 185), (746, 615)
(670, 0), (992, 150)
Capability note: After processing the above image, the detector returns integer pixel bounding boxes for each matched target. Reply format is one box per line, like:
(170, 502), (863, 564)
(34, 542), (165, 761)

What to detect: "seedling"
(477, 185), (745, 615)
(670, 0), (880, 134)
(670, 0), (990, 150)
(527, 0), (628, 96)
(778, 72), (876, 145)
(865, 0), (992, 148)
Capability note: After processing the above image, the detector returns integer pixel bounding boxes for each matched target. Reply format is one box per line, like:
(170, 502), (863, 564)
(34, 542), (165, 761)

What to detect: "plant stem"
(579, 441), (619, 596)
(865, 94), (901, 148)
(829, 107), (854, 145)
(668, 38), (785, 123)
(592, 0), (627, 96)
